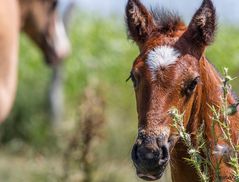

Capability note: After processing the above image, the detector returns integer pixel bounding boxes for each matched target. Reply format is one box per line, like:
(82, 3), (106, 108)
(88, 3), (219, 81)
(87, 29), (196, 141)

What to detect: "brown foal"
(125, 0), (239, 181)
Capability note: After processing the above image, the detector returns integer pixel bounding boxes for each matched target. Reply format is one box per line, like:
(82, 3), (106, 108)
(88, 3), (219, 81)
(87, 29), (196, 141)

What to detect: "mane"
(150, 8), (185, 33)
(208, 59), (239, 101)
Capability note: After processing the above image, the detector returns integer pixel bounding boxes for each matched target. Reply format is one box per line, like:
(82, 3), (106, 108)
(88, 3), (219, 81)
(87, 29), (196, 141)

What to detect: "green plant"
(169, 109), (209, 182)
(210, 68), (239, 181)
(63, 80), (106, 182)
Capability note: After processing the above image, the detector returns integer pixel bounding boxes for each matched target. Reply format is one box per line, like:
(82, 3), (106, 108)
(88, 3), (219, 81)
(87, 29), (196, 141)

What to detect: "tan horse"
(0, 0), (70, 122)
(126, 0), (239, 181)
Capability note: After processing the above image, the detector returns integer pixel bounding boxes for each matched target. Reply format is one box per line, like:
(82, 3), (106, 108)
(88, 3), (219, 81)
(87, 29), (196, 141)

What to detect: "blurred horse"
(0, 0), (70, 122)
(126, 0), (239, 181)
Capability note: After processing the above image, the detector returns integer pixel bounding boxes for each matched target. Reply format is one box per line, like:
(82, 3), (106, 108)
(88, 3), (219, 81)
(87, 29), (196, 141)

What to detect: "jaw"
(43, 48), (60, 65)
(40, 37), (64, 66)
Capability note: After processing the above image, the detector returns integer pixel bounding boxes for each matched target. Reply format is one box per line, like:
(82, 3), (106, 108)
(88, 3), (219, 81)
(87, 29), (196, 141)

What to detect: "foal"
(125, 0), (239, 181)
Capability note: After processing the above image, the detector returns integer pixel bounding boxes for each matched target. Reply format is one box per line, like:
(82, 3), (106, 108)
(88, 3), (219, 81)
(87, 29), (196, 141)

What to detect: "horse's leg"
(0, 0), (19, 122)
(48, 64), (64, 125)
(170, 141), (200, 182)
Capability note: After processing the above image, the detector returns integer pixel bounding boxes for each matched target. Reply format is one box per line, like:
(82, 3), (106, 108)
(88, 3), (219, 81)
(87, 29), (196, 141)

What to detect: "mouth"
(44, 47), (70, 66)
(137, 172), (163, 181)
(42, 38), (67, 66)
(134, 158), (168, 181)
(45, 51), (58, 65)
(135, 163), (167, 181)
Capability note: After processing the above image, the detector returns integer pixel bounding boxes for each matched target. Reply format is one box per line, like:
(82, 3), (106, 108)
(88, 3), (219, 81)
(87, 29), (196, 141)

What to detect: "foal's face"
(131, 37), (201, 181)
(126, 0), (216, 180)
(21, 0), (70, 65)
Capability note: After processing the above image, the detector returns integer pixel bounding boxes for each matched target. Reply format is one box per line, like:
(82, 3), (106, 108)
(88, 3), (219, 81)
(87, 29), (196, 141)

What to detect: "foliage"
(0, 34), (55, 150)
(63, 81), (106, 182)
(169, 109), (209, 182)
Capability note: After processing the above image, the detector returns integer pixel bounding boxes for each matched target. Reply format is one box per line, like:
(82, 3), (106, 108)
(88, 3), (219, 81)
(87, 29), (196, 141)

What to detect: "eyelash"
(126, 72), (137, 88)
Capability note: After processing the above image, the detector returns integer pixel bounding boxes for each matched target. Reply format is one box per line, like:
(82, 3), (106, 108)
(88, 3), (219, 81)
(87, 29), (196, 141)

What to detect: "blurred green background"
(0, 10), (239, 182)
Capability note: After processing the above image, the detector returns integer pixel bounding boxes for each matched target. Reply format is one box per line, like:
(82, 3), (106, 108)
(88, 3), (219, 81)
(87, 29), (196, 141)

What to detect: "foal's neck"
(197, 57), (239, 180)
(199, 56), (239, 143)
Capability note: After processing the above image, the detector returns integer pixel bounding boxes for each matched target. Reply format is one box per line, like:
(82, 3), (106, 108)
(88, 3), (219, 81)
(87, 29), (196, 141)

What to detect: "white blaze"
(146, 46), (180, 80)
(53, 16), (71, 59)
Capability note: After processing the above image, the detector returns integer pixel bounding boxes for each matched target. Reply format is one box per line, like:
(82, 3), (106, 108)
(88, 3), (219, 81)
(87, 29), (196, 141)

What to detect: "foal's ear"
(183, 0), (216, 58)
(125, 0), (156, 48)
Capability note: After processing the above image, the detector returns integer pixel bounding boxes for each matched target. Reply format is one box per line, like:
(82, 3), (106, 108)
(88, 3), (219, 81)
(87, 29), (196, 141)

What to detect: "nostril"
(132, 143), (169, 172)
(161, 145), (169, 160)
(131, 144), (138, 162)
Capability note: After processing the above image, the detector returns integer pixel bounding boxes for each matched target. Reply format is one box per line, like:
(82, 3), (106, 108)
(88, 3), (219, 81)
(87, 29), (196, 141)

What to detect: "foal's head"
(20, 0), (70, 65)
(126, 0), (216, 180)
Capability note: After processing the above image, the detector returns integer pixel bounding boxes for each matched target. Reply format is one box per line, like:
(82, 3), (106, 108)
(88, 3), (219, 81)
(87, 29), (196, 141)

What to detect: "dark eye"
(126, 71), (138, 88)
(51, 0), (58, 10)
(185, 76), (200, 96)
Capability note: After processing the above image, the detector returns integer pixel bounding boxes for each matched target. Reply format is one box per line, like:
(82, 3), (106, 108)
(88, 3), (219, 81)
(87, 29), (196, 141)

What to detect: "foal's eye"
(185, 76), (200, 95)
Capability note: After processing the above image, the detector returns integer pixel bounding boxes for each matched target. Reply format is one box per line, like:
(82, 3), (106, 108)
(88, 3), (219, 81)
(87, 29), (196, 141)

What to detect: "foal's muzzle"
(131, 135), (169, 181)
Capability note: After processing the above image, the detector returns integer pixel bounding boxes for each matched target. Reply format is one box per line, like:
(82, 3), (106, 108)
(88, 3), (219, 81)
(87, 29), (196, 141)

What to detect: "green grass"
(0, 13), (239, 181)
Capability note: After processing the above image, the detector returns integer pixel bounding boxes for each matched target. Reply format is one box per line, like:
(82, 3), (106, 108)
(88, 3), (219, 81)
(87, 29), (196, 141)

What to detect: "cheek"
(135, 84), (151, 114)
(161, 88), (184, 112)
(181, 92), (197, 124)
(135, 91), (140, 114)
(135, 90), (145, 118)
(33, 3), (52, 32)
